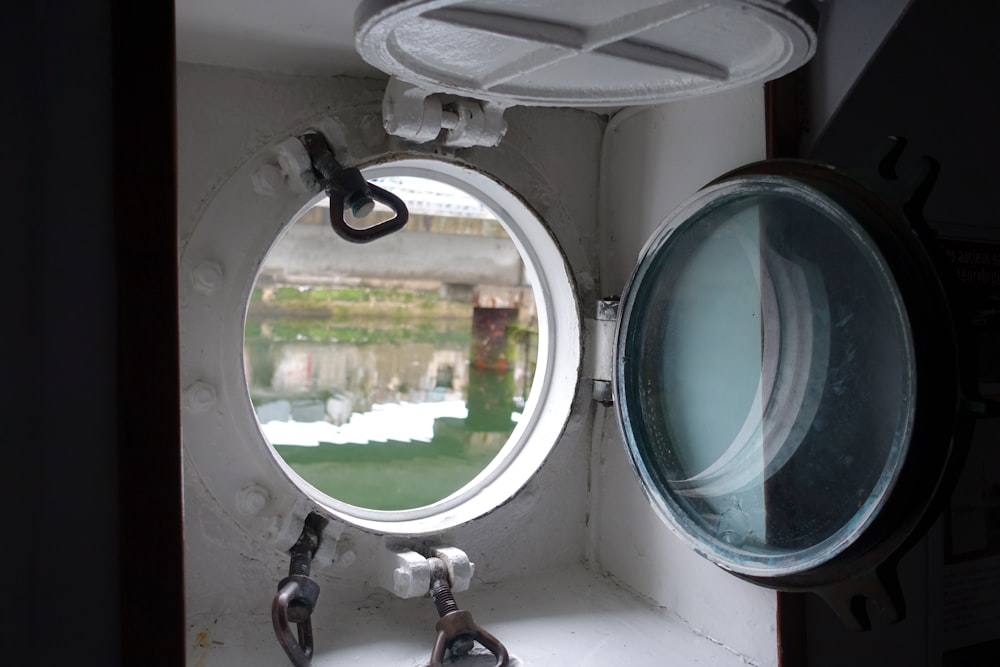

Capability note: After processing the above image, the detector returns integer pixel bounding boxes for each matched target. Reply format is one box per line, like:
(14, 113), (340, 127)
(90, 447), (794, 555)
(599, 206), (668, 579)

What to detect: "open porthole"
(243, 158), (579, 533)
(612, 158), (971, 629)
(349, 0), (989, 635)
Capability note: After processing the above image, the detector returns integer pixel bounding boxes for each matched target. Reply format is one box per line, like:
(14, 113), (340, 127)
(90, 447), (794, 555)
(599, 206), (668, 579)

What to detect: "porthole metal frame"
(181, 139), (581, 548)
(245, 157), (582, 535)
(613, 159), (965, 624)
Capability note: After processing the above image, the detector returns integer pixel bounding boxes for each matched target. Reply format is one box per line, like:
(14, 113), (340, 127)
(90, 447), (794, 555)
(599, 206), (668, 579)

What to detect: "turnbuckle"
(427, 557), (509, 667)
(298, 132), (409, 244)
(272, 512), (327, 667)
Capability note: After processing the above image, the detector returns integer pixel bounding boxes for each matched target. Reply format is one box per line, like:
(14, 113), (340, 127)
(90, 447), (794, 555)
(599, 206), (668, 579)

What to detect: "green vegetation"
(278, 456), (492, 510)
(252, 284), (440, 312)
(274, 418), (511, 510)
(245, 282), (474, 345)
(249, 317), (471, 346)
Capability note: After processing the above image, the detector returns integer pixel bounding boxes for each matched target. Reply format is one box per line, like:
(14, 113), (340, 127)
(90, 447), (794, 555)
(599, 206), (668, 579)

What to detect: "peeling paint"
(192, 630), (211, 667)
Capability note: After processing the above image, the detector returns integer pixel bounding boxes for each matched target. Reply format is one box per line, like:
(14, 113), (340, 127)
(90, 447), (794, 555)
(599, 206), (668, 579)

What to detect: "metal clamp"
(272, 512), (327, 666)
(427, 557), (509, 667)
(298, 132), (408, 244)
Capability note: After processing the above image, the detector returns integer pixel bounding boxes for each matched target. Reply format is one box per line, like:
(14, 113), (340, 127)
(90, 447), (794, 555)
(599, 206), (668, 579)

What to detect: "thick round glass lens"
(618, 186), (916, 574)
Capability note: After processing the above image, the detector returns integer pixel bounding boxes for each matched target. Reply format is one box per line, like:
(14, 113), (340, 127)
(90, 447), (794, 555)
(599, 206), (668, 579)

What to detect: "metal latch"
(298, 131), (409, 244)
(427, 557), (509, 667)
(251, 126), (409, 244)
(271, 512), (327, 667)
(376, 545), (509, 665)
(584, 299), (619, 405)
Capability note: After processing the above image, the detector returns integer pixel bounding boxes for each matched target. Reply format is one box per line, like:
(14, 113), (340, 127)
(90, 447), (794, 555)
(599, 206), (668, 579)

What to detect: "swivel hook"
(427, 558), (509, 667)
(298, 132), (409, 244)
(272, 512), (327, 667)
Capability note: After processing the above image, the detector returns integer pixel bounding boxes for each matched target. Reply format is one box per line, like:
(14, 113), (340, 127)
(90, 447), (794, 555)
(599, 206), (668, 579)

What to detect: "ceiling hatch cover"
(355, 0), (817, 107)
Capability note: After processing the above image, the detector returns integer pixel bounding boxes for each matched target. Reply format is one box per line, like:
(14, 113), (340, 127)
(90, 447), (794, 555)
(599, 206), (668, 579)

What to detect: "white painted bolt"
(191, 261), (223, 295)
(393, 566), (412, 591)
(380, 548), (431, 598)
(336, 549), (357, 567)
(432, 546), (474, 592)
(275, 136), (317, 194)
(252, 163), (285, 197)
(237, 484), (270, 515)
(184, 381), (217, 412)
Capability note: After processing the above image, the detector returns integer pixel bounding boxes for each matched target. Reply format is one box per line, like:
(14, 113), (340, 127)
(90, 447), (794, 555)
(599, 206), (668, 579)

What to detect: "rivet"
(237, 484), (270, 516)
(252, 163), (285, 197)
(184, 380), (217, 412)
(191, 261), (223, 295)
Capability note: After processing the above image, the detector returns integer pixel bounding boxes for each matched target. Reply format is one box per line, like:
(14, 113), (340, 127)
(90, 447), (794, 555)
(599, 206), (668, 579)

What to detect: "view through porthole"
(244, 174), (539, 511)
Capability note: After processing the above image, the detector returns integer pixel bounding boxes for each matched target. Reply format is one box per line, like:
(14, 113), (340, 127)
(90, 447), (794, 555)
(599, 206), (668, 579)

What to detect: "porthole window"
(612, 160), (963, 612)
(242, 159), (579, 532)
(617, 183), (916, 576)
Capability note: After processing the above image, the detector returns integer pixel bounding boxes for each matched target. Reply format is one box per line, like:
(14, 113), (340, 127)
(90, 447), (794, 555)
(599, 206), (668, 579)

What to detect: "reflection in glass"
(621, 190), (915, 572)
(245, 177), (538, 510)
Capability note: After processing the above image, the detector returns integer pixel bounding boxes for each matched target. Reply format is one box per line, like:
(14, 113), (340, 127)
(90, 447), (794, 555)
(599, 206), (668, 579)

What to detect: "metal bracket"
(382, 77), (508, 148)
(584, 299), (619, 405)
(377, 545), (474, 599)
(815, 566), (905, 632)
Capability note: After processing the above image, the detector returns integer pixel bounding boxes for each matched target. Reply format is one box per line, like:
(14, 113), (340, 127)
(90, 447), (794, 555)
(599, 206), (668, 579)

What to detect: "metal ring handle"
(298, 131), (410, 244)
(328, 182), (409, 243)
(431, 630), (510, 667)
(272, 580), (315, 667)
(431, 610), (510, 667)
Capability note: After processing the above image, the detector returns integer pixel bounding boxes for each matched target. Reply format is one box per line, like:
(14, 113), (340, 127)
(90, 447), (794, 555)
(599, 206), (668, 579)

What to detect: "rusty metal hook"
(298, 132), (409, 244)
(327, 180), (409, 243)
(427, 558), (509, 667)
(272, 512), (326, 666)
(431, 610), (510, 667)
(273, 576), (319, 667)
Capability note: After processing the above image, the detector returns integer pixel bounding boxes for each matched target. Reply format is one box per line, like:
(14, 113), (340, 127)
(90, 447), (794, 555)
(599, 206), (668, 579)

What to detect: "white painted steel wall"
(179, 62), (781, 665)
(594, 84), (780, 666)
(179, 63), (596, 665)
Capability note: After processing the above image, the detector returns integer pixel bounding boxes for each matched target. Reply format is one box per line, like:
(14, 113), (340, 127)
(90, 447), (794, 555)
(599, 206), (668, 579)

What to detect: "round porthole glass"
(243, 158), (579, 529)
(616, 169), (926, 579)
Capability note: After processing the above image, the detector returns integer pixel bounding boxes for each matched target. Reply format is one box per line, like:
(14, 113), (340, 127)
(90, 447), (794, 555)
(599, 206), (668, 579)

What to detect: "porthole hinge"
(382, 77), (509, 148)
(584, 299), (619, 405)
